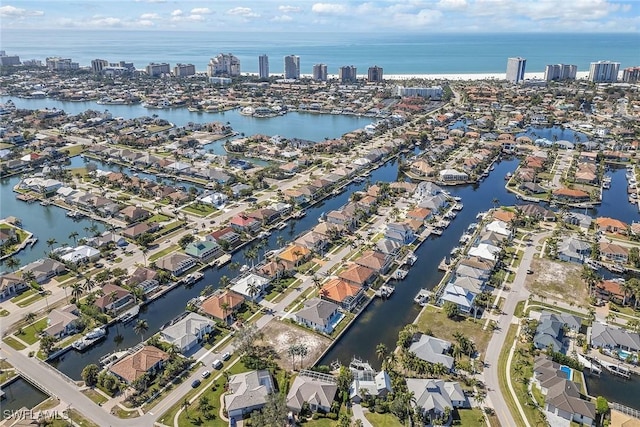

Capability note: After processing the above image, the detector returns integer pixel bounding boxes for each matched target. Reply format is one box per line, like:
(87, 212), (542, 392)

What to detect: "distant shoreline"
(244, 71), (593, 82)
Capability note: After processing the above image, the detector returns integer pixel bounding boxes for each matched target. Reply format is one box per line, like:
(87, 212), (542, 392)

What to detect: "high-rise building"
(284, 55), (300, 79)
(174, 63), (196, 77)
(622, 66), (640, 83)
(506, 57), (526, 84)
(368, 65), (383, 82)
(207, 53), (241, 77)
(259, 55), (269, 79)
(544, 64), (577, 81)
(0, 52), (21, 66)
(312, 64), (327, 81)
(46, 57), (79, 71)
(146, 62), (170, 77)
(91, 59), (109, 74)
(339, 66), (357, 83)
(589, 60), (620, 83)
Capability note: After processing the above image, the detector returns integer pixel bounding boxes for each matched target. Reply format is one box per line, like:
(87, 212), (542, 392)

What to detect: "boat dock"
(214, 253), (232, 268)
(117, 305), (139, 324)
(576, 353), (601, 376)
(414, 289), (432, 306)
(593, 358), (631, 379)
(394, 268), (409, 280)
(376, 285), (395, 298)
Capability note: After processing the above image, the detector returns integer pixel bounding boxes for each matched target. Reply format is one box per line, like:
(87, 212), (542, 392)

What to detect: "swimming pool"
(560, 365), (573, 380)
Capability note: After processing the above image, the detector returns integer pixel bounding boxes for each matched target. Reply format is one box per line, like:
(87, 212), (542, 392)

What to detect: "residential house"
(468, 243), (501, 262)
(590, 322), (640, 353)
(207, 227), (241, 249)
(533, 312), (572, 353)
(230, 273), (270, 301)
(184, 240), (222, 261)
(156, 253), (196, 276)
(277, 245), (311, 271)
(58, 245), (101, 265)
(225, 370), (274, 419)
(201, 290), (245, 324)
(0, 274), (28, 300)
(22, 258), (66, 283)
(320, 278), (365, 311)
(348, 359), (393, 403)
(438, 168), (469, 182)
(438, 283), (477, 315)
(355, 250), (393, 274)
(43, 304), (80, 338)
(409, 334), (455, 371)
(87, 232), (128, 249)
(247, 208), (280, 225)
(558, 236), (591, 263)
(326, 210), (357, 231)
(109, 345), (170, 384)
(127, 266), (158, 286)
(294, 298), (342, 334)
(159, 312), (215, 353)
(596, 217), (629, 234)
(95, 283), (132, 313)
(119, 205), (151, 223)
(338, 264), (377, 288)
(287, 371), (337, 414)
(553, 188), (590, 202)
(384, 222), (415, 244)
(122, 222), (156, 239)
(595, 280), (625, 304)
(406, 379), (468, 422)
(599, 242), (629, 264)
(294, 231), (329, 254)
(229, 214), (261, 234)
(406, 207), (433, 223)
(375, 238), (403, 256)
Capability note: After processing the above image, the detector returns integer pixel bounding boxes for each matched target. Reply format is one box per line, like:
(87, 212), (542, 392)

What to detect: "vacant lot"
(526, 258), (588, 306)
(258, 320), (331, 371)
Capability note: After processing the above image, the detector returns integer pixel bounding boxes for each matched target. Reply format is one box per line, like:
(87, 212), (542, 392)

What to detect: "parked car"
(202, 370), (211, 379)
(191, 379), (201, 388)
(212, 359), (223, 369)
(222, 352), (231, 361)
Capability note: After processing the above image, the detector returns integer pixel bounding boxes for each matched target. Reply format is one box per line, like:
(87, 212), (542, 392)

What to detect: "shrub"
(326, 413), (338, 420)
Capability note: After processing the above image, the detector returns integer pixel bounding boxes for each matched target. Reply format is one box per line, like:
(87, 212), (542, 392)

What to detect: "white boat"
(85, 327), (107, 340)
(395, 269), (409, 280)
(404, 252), (417, 266)
(452, 203), (463, 211)
(258, 231), (271, 239)
(414, 289), (432, 306)
(240, 264), (250, 273)
(277, 222), (287, 230)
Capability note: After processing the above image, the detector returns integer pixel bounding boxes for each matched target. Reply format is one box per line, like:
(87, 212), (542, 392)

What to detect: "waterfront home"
(533, 356), (596, 426)
(520, 181), (547, 195)
(119, 205), (151, 223)
(595, 280), (626, 305)
(598, 242), (629, 264)
(122, 222), (156, 239)
(485, 220), (512, 237)
(18, 177), (62, 195)
(418, 193), (449, 211)
(230, 272), (270, 301)
(283, 189), (308, 205)
(563, 212), (592, 229)
(320, 278), (365, 311)
(406, 379), (467, 423)
(338, 264), (377, 288)
(384, 222), (416, 245)
(409, 334), (455, 372)
(159, 312), (215, 353)
(355, 250), (393, 274)
(43, 304), (80, 338)
(326, 210), (357, 231)
(348, 359), (392, 403)
(312, 222), (344, 239)
(287, 371), (337, 414)
(184, 240), (222, 262)
(201, 290), (245, 324)
(0, 226), (16, 245)
(468, 243), (501, 262)
(198, 192), (228, 208)
(295, 231), (330, 254)
(277, 245), (311, 271)
(294, 298), (342, 334)
(109, 345), (169, 384)
(0, 274), (28, 299)
(375, 238), (403, 257)
(406, 207), (433, 223)
(519, 204), (556, 222)
(229, 214), (261, 234)
(22, 258), (66, 283)
(438, 283), (477, 315)
(410, 159), (435, 177)
(552, 188), (590, 203)
(438, 168), (469, 182)
(595, 217), (629, 234)
(57, 245), (101, 265)
(127, 266), (158, 286)
(136, 279), (160, 296)
(95, 283), (132, 313)
(207, 227), (241, 249)
(156, 253), (196, 276)
(533, 313), (569, 353)
(258, 260), (287, 280)
(247, 208), (280, 225)
(590, 322), (640, 353)
(557, 236), (591, 263)
(87, 231), (128, 249)
(453, 263), (491, 281)
(194, 168), (232, 184)
(225, 370), (274, 419)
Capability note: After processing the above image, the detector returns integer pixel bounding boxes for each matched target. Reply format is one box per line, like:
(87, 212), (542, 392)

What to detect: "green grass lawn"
(63, 145), (85, 157)
(147, 213), (171, 223)
(81, 388), (109, 405)
(454, 408), (486, 426)
(149, 245), (180, 262)
(364, 412), (404, 427)
(0, 308), (9, 316)
(302, 418), (341, 427)
(414, 305), (491, 354)
(175, 378), (227, 427)
(182, 204), (217, 217)
(3, 336), (27, 350)
(158, 221), (186, 235)
(16, 292), (44, 307)
(11, 288), (36, 303)
(16, 317), (48, 344)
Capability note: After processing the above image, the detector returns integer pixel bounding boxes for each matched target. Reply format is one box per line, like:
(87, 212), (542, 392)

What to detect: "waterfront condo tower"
(544, 64), (577, 81)
(208, 53), (241, 77)
(368, 65), (384, 82)
(506, 57), (526, 83)
(339, 65), (357, 83)
(146, 62), (170, 77)
(589, 60), (620, 83)
(284, 55), (300, 79)
(312, 63), (328, 81)
(259, 54), (269, 79)
(623, 66), (640, 83)
(174, 63), (196, 77)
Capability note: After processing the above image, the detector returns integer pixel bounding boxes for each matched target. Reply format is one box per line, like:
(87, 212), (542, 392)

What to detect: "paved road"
(482, 231), (549, 427)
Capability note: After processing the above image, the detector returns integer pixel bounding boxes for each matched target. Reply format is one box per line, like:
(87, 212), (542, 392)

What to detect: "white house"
(159, 312), (215, 353)
(225, 370), (274, 419)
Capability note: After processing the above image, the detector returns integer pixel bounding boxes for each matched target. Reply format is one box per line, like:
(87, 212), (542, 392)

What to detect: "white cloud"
(89, 16), (123, 27)
(227, 7), (259, 18)
(191, 8), (212, 15)
(140, 13), (159, 20)
(272, 14), (293, 22)
(170, 14), (205, 22)
(171, 9), (183, 17)
(390, 9), (443, 28)
(134, 0), (166, 3)
(0, 5), (44, 17)
(278, 5), (301, 13)
(437, 0), (468, 10)
(137, 19), (155, 27)
(311, 3), (348, 15)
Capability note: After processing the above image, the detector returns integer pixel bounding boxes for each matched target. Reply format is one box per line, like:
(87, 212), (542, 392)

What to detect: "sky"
(0, 0), (639, 33)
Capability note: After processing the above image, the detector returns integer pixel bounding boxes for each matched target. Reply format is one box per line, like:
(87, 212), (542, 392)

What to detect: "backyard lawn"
(414, 305), (491, 354)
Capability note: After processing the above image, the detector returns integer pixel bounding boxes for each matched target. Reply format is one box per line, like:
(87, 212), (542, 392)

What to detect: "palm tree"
(219, 275), (231, 289)
(133, 319), (149, 343)
(68, 231), (79, 246)
(4, 257), (21, 272)
(220, 302), (231, 323)
(46, 238), (58, 251)
(83, 277), (96, 293)
(113, 333), (124, 350)
(491, 198), (500, 210)
(244, 247), (258, 269)
(70, 282), (83, 302)
(22, 271), (37, 288)
(276, 235), (285, 248)
(376, 343), (388, 361)
(24, 312), (37, 332)
(247, 281), (260, 302)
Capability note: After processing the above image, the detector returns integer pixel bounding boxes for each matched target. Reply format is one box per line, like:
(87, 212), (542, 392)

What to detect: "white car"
(201, 370), (211, 378)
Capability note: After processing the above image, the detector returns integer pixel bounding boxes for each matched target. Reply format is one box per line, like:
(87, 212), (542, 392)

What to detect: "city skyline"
(1, 0), (639, 33)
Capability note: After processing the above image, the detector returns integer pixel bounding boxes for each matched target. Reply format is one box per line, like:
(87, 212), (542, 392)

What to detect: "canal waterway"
(0, 377), (48, 418)
(0, 96), (374, 143)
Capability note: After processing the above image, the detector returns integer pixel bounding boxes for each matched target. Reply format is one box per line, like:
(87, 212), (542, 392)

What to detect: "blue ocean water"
(1, 30), (638, 75)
